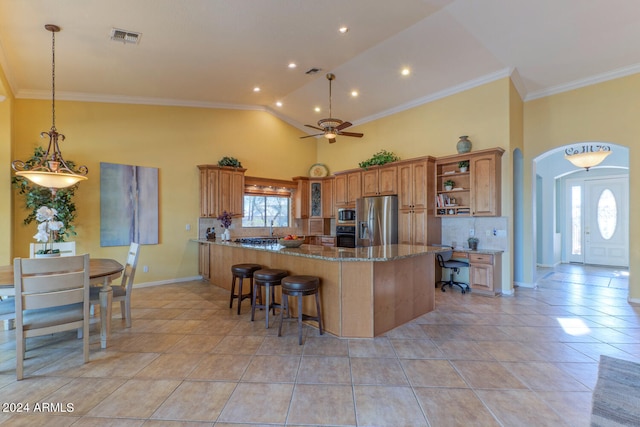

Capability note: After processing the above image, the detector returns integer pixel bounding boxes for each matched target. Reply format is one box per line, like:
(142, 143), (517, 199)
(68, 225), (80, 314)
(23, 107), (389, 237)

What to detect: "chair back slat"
(21, 270), (86, 294)
(18, 255), (85, 275)
(22, 288), (85, 310)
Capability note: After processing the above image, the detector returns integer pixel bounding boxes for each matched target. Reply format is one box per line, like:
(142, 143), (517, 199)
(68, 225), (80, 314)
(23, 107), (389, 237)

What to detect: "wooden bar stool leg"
(236, 278), (244, 315)
(229, 275), (237, 309)
(278, 294), (288, 337)
(265, 283), (271, 328)
(297, 293), (304, 345)
(315, 292), (323, 335)
(251, 280), (257, 321)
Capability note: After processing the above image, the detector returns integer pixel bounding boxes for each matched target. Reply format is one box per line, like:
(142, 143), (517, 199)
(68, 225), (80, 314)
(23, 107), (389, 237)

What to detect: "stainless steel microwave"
(337, 208), (356, 223)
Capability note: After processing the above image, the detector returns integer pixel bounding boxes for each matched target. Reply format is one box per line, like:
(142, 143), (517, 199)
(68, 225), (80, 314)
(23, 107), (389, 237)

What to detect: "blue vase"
(456, 136), (472, 154)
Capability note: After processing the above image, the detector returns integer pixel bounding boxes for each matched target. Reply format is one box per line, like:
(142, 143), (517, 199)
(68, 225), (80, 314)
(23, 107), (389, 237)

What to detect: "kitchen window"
(242, 177), (296, 228)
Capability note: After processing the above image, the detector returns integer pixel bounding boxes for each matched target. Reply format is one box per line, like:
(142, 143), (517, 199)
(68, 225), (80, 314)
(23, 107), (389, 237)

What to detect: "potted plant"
(468, 236), (479, 251)
(218, 156), (242, 168)
(444, 179), (455, 191)
(12, 146), (79, 246)
(358, 149), (400, 170)
(458, 160), (469, 173)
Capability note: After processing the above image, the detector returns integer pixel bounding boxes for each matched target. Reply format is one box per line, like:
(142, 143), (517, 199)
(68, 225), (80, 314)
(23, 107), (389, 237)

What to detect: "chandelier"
(564, 144), (611, 171)
(11, 24), (88, 191)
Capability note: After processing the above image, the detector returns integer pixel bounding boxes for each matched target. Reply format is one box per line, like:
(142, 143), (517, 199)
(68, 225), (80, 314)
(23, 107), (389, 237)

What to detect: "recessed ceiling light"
(314, 107), (321, 113)
(253, 87), (261, 92)
(401, 67), (411, 76)
(276, 101), (283, 107)
(338, 26), (349, 34)
(351, 90), (359, 97)
(288, 62), (297, 69)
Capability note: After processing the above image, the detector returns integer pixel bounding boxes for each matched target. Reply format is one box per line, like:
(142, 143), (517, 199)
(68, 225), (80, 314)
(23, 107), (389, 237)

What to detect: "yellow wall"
(0, 65), (13, 265)
(12, 100), (315, 282)
(524, 74), (640, 299)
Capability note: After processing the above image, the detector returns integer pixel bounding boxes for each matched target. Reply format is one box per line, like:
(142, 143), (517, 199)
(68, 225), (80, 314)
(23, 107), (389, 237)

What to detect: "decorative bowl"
(278, 238), (305, 248)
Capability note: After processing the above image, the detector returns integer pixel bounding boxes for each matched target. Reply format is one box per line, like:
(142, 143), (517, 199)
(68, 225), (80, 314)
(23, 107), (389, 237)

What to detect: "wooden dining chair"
(90, 242), (140, 328)
(14, 254), (90, 380)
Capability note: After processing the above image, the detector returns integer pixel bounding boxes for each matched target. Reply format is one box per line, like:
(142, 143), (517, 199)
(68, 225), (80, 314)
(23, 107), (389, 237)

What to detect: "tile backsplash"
(441, 217), (508, 251)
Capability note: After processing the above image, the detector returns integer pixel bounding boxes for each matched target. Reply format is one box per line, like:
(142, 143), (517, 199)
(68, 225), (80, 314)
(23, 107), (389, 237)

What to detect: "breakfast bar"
(195, 239), (445, 338)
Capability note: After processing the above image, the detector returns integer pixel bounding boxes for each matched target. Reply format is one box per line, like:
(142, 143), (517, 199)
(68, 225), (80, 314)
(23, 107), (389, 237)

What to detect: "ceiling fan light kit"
(300, 73), (363, 143)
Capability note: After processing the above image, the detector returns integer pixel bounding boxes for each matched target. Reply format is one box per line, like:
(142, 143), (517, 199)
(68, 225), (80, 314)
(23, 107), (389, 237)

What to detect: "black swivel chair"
(435, 247), (470, 294)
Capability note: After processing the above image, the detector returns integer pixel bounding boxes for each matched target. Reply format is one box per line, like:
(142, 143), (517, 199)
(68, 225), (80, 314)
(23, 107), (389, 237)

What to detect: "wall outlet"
(469, 229), (475, 237)
(143, 265), (149, 273)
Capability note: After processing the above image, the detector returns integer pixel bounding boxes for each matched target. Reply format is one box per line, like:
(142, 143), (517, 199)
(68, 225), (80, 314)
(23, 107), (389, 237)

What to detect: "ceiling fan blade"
(305, 124), (324, 131)
(328, 138), (336, 143)
(336, 121), (352, 131)
(300, 133), (323, 139)
(337, 131), (364, 138)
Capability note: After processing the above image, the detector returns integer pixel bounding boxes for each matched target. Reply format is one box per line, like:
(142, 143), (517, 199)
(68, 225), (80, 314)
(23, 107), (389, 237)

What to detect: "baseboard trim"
(132, 276), (204, 289)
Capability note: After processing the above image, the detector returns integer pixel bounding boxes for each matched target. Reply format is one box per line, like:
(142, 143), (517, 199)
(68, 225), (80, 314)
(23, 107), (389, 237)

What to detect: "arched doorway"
(529, 143), (629, 277)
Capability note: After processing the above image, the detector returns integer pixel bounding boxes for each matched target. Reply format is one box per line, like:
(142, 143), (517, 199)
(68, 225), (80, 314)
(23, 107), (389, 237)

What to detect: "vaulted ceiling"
(1, 0), (639, 134)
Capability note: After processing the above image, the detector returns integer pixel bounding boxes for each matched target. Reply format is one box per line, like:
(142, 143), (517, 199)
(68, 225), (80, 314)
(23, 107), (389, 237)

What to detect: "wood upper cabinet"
(294, 177), (310, 219)
(322, 177), (334, 218)
(334, 170), (361, 207)
(198, 165), (246, 218)
(434, 147), (504, 217)
(362, 165), (397, 197)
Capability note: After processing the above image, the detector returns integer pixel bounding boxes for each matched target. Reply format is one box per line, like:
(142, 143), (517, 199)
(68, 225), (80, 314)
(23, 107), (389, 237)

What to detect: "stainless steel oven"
(336, 225), (356, 248)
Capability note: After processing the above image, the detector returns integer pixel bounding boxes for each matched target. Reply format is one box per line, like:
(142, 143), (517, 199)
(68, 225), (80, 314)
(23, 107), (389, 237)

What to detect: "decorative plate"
(309, 163), (329, 177)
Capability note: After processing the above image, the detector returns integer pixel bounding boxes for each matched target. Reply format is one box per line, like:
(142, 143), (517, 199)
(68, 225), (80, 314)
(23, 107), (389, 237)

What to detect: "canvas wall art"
(100, 162), (159, 246)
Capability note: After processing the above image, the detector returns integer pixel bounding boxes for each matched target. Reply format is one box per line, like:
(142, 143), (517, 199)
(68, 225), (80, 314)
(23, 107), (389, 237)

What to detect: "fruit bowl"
(278, 237), (305, 248)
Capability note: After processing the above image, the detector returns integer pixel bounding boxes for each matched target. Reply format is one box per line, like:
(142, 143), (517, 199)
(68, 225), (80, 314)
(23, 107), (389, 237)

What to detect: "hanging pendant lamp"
(11, 24), (88, 191)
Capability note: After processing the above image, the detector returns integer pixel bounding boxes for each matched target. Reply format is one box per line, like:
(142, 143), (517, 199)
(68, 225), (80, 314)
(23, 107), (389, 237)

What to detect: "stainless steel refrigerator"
(356, 195), (398, 247)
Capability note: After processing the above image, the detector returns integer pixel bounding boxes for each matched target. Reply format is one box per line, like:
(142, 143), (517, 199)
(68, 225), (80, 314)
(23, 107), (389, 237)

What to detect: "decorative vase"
(460, 166), (468, 173)
(456, 135), (472, 154)
(445, 185), (453, 191)
(35, 252), (60, 258)
(223, 229), (230, 241)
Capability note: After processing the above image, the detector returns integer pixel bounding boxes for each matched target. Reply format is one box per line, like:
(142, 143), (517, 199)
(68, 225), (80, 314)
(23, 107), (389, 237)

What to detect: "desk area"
(449, 249), (503, 296)
(0, 258), (124, 348)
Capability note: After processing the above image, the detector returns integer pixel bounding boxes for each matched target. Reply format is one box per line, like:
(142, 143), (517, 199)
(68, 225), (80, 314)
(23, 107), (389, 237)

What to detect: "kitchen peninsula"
(195, 239), (446, 338)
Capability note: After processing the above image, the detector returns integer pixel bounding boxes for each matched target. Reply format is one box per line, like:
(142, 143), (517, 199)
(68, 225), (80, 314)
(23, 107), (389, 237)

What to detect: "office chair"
(435, 247), (470, 294)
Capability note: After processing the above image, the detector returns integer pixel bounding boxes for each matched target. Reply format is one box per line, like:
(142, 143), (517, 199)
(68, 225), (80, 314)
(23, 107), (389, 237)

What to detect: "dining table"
(0, 258), (124, 349)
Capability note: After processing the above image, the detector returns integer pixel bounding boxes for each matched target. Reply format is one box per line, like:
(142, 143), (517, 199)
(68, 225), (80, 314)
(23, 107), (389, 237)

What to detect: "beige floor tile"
(302, 335), (349, 357)
(39, 377), (126, 415)
(241, 354), (300, 383)
(116, 333), (185, 353)
(400, 359), (468, 388)
(150, 380), (236, 421)
(192, 319), (240, 335)
(476, 389), (571, 427)
(414, 387), (501, 427)
(256, 335), (305, 355)
(554, 361), (599, 389)
(383, 322), (429, 339)
(296, 356), (351, 384)
(164, 334), (224, 353)
(212, 335), (264, 354)
(434, 339), (496, 360)
(390, 338), (444, 359)
(451, 360), (527, 389)
(348, 337), (395, 358)
(353, 385), (428, 427)
(87, 379), (181, 418)
(188, 354), (251, 381)
(217, 382), (293, 424)
(1, 376), (72, 403)
(134, 353), (204, 379)
(152, 319), (207, 334)
(138, 308), (188, 319)
(536, 391), (593, 427)
(287, 384), (356, 426)
(77, 351), (159, 378)
(350, 357), (408, 386)
(502, 361), (591, 391)
(0, 414), (79, 426)
(72, 417), (145, 426)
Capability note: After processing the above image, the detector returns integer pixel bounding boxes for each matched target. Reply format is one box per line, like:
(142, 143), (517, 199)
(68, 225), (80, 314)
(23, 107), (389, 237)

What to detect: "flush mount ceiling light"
(564, 144), (612, 171)
(11, 24), (88, 192)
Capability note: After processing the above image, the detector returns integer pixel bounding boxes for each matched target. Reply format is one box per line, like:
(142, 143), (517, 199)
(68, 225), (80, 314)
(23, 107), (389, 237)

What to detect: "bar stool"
(278, 275), (323, 345)
(229, 263), (261, 314)
(251, 268), (287, 328)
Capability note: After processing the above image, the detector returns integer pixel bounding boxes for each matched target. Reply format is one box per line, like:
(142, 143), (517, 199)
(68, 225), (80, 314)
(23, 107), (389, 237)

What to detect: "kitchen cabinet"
(397, 157), (440, 245)
(434, 147), (504, 217)
(294, 177), (310, 219)
(198, 165), (246, 218)
(334, 170), (361, 207)
(469, 252), (502, 296)
(362, 165), (397, 197)
(322, 177), (334, 218)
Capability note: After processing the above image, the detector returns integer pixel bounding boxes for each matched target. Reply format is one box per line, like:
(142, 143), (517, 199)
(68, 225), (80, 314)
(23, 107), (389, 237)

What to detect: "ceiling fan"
(300, 73), (364, 143)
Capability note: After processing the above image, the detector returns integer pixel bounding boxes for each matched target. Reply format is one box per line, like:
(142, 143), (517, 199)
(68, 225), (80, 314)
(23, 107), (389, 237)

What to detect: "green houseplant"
(468, 236), (479, 250)
(458, 160), (469, 172)
(217, 156), (242, 168)
(12, 147), (79, 246)
(358, 150), (400, 169)
(444, 179), (455, 190)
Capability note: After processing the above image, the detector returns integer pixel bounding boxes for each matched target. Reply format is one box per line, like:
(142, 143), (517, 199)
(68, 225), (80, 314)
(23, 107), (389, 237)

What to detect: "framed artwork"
(100, 162), (158, 246)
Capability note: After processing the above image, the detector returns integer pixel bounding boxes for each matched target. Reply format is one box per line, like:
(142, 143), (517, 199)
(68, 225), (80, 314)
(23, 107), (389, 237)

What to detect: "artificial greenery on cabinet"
(358, 150), (400, 169)
(11, 146), (79, 242)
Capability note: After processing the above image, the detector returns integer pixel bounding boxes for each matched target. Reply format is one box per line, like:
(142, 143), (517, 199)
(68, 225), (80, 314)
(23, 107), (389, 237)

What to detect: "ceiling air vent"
(110, 28), (141, 44)
(305, 68), (321, 75)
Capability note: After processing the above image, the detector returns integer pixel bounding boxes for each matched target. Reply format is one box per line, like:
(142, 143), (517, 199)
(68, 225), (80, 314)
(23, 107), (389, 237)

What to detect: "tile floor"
(0, 263), (638, 426)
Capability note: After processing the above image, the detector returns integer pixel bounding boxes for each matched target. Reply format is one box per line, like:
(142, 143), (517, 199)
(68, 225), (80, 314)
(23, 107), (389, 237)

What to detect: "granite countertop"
(192, 238), (447, 262)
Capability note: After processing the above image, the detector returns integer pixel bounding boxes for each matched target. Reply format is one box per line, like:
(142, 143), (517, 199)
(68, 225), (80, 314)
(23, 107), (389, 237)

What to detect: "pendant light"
(564, 144), (612, 171)
(11, 24), (88, 192)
